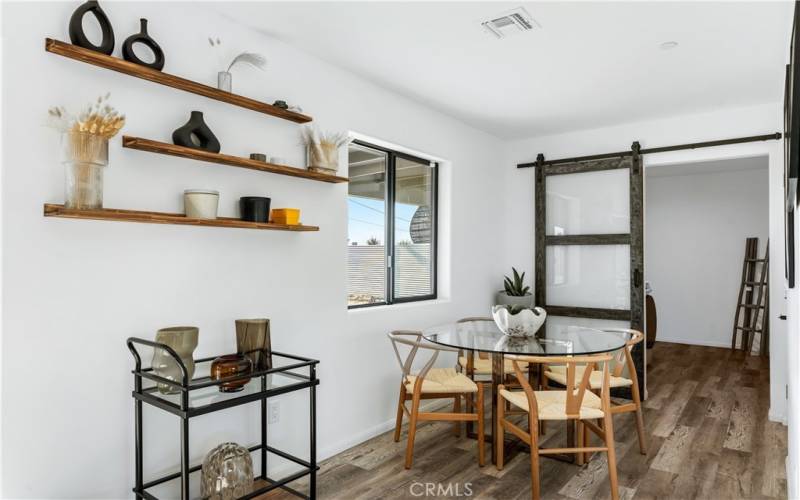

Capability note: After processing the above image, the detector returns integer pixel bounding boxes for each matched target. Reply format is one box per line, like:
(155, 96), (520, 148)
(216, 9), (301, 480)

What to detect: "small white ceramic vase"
(491, 305), (547, 337)
(184, 189), (219, 219)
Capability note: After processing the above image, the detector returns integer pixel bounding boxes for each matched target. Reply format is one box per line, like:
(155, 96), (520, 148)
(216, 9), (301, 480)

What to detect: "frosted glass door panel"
(546, 169), (630, 235)
(546, 245), (630, 309)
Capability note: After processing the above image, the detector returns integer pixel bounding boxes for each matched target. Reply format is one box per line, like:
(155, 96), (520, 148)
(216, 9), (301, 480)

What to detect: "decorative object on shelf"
(272, 100), (288, 109)
(152, 326), (199, 394)
(239, 197), (271, 223)
(302, 126), (350, 174)
(271, 208), (300, 225)
(122, 18), (165, 71)
(288, 104), (304, 114)
(210, 354), (252, 393)
(270, 156), (288, 165)
(201, 442), (254, 498)
(47, 94), (125, 209)
(68, 0), (115, 55)
(410, 205), (432, 244)
(491, 305), (547, 338)
(249, 153), (267, 162)
(235, 318), (272, 370)
(184, 189), (219, 219)
(496, 267), (534, 308)
(209, 37), (266, 92)
(172, 111), (220, 153)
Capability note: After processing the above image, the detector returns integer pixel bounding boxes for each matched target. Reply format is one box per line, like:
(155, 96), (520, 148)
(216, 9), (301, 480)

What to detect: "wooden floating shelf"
(122, 136), (349, 184)
(43, 204), (319, 232)
(45, 38), (313, 124)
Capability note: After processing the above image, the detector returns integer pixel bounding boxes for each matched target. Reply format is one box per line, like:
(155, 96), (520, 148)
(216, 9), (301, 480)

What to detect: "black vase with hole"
(172, 111), (220, 153)
(240, 197), (271, 223)
(122, 18), (165, 71)
(68, 0), (115, 55)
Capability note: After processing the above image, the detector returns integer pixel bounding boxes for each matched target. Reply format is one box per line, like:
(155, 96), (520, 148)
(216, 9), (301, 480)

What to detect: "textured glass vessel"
(235, 318), (272, 371)
(201, 442), (254, 499)
(210, 354), (252, 392)
(62, 131), (108, 209)
(152, 326), (198, 394)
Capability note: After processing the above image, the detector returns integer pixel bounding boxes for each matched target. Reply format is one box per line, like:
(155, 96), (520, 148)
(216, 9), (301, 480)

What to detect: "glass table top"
(422, 319), (629, 356)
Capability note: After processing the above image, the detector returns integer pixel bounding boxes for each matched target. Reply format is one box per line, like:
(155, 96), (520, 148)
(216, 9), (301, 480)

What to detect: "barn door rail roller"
(516, 132), (782, 168)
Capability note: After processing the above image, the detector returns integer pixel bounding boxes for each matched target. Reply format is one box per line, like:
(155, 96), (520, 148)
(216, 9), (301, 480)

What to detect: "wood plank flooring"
(260, 342), (787, 500)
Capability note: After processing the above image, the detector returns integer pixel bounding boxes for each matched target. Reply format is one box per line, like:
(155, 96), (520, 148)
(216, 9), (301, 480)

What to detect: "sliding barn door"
(534, 150), (645, 397)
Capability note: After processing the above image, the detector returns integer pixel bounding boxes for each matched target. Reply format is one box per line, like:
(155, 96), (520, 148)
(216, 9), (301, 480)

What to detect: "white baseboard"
(318, 400), (448, 463)
(656, 338), (731, 348)
(788, 454), (799, 500)
(768, 407), (788, 425)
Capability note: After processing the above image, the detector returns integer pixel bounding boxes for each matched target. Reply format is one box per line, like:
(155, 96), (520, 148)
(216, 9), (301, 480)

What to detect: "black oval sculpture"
(122, 19), (165, 71)
(68, 0), (115, 55)
(172, 111), (221, 153)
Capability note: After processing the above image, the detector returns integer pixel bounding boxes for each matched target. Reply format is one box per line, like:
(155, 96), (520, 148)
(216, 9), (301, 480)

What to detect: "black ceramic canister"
(240, 197), (271, 223)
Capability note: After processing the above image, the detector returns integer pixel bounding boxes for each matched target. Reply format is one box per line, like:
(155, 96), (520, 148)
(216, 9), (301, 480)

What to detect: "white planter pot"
(495, 291), (534, 308)
(184, 189), (219, 219)
(491, 305), (547, 337)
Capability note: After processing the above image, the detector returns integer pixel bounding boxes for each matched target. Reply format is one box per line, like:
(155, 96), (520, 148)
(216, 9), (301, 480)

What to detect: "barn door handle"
(633, 269), (642, 288)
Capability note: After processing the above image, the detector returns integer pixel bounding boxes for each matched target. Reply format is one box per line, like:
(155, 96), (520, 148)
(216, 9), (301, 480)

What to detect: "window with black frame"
(347, 141), (438, 308)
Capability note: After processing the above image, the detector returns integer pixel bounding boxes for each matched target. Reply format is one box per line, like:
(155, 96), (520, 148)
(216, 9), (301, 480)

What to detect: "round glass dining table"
(421, 318), (631, 464)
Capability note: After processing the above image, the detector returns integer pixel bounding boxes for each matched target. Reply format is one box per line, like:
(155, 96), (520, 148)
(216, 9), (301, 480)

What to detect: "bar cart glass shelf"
(127, 337), (319, 500)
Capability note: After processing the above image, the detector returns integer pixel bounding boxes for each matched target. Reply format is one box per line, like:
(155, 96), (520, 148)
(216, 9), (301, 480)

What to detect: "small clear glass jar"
(61, 131), (108, 209)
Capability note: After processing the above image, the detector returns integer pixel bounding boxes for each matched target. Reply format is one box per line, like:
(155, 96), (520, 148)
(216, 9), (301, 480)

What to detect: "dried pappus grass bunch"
(227, 52), (267, 72)
(47, 93), (126, 139)
(300, 126), (350, 149)
(301, 126), (351, 170)
(209, 36), (267, 73)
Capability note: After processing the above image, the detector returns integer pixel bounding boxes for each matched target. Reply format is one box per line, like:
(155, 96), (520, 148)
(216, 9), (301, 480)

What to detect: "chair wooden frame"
(389, 330), (485, 469)
(497, 353), (619, 500)
(542, 328), (646, 456)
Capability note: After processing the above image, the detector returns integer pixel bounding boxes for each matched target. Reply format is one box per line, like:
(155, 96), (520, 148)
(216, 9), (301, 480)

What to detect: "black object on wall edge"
(122, 18), (165, 71)
(68, 0), (115, 55)
(172, 111), (221, 153)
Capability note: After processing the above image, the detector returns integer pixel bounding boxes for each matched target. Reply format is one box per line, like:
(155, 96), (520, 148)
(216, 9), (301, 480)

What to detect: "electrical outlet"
(269, 401), (280, 424)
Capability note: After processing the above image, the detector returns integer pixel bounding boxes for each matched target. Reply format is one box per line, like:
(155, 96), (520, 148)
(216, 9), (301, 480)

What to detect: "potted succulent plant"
(496, 267), (535, 307)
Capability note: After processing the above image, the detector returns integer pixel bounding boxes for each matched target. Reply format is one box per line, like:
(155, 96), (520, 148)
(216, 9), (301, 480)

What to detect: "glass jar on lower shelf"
(62, 131), (108, 210)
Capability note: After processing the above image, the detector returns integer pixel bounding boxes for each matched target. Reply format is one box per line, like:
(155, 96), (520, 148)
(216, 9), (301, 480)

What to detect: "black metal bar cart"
(127, 338), (319, 500)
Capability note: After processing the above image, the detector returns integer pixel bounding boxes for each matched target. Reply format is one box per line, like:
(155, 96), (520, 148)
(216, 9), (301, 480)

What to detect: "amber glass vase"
(210, 354), (252, 393)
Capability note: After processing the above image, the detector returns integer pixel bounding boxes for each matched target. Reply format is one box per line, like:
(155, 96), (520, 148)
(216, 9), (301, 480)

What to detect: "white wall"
(0, 2), (505, 497)
(645, 161), (769, 348)
(503, 102), (787, 421)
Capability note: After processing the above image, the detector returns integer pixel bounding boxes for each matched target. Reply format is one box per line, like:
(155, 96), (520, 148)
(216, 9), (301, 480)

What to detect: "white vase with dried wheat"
(48, 94), (125, 210)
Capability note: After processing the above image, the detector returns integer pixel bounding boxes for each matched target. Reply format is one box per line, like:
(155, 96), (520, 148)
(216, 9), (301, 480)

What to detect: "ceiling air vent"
(481, 7), (539, 39)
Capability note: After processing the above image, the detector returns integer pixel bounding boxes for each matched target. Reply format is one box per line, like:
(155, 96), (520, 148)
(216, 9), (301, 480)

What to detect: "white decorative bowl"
(491, 305), (547, 337)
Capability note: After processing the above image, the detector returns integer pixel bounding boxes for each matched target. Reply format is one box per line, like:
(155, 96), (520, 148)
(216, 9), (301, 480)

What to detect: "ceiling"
(220, 1), (793, 139)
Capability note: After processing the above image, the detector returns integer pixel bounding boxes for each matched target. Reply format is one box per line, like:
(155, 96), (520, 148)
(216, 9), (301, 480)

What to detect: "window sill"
(347, 298), (450, 314)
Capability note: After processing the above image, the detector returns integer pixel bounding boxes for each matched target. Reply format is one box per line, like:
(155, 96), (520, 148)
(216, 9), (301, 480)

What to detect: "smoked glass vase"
(152, 326), (198, 394)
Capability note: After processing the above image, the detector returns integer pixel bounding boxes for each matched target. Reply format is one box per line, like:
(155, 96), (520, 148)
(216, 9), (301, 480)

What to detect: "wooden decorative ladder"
(731, 238), (769, 354)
